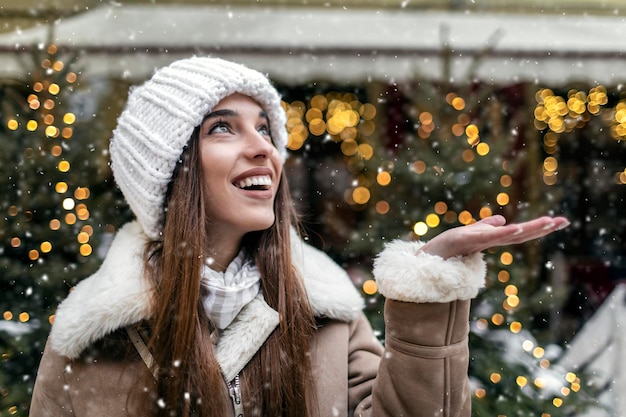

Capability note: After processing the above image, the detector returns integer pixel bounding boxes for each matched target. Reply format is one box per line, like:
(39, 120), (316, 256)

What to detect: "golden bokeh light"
(357, 143), (374, 160)
(544, 171), (558, 186)
(308, 118), (326, 136)
(444, 210), (457, 223)
(434, 201), (448, 215)
(489, 373), (501, 383)
(63, 113), (76, 125)
(458, 210), (473, 225)
(80, 244), (93, 256)
(445, 92), (457, 104)
(491, 313), (504, 325)
(43, 114), (54, 125)
(76, 204), (89, 220)
(360, 103), (376, 120)
(496, 192), (510, 206)
(419, 112), (433, 125)
(341, 139), (358, 156)
(451, 97), (466, 111)
(352, 187), (370, 205)
(49, 219), (61, 230)
(55, 182), (68, 193)
(310, 94), (328, 111)
(425, 213), (440, 228)
(52, 61), (64, 72)
(476, 142), (490, 156)
(500, 251), (513, 265)
(44, 76), (57, 89)
(375, 200), (390, 215)
(77, 232), (90, 244)
(412, 161), (426, 174)
(543, 157), (558, 172)
(461, 149), (475, 163)
(465, 124), (479, 138)
(377, 171), (392, 186)
(504, 284), (518, 296)
(362, 279), (378, 295)
(479, 206), (493, 219)
(413, 221), (428, 236)
(565, 372), (577, 383)
(40, 241), (52, 253)
(45, 126), (59, 138)
(74, 187), (90, 200)
(505, 294), (520, 309)
(27, 120), (38, 131)
(451, 123), (465, 137)
(58, 160), (70, 172)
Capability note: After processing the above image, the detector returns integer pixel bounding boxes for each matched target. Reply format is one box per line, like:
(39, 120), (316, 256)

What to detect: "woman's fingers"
(477, 214), (507, 227)
(420, 216), (571, 258)
(505, 216), (570, 245)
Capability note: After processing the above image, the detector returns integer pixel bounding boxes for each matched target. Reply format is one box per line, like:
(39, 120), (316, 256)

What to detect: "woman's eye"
(258, 124), (271, 137)
(208, 121), (229, 135)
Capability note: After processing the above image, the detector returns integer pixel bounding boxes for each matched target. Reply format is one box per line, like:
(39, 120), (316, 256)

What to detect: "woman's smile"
(232, 167), (275, 198)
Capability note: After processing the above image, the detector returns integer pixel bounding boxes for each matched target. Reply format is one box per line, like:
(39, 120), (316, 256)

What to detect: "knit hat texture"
(109, 57), (288, 240)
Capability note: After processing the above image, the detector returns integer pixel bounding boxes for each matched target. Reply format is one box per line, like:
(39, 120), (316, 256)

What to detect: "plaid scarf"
(201, 250), (261, 330)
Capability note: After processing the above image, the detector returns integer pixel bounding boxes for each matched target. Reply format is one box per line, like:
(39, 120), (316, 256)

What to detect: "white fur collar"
(50, 221), (364, 375)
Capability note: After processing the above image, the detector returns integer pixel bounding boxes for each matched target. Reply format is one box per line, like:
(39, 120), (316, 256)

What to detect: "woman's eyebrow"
(202, 109), (238, 123)
(201, 110), (269, 124)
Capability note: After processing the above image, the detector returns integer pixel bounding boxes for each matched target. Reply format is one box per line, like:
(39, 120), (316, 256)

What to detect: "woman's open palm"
(419, 215), (570, 259)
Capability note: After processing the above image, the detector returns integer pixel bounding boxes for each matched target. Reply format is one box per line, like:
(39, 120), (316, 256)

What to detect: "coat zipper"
(226, 374), (244, 417)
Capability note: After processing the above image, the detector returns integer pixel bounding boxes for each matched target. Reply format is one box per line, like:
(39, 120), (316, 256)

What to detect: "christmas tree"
(281, 47), (599, 415)
(0, 44), (130, 416)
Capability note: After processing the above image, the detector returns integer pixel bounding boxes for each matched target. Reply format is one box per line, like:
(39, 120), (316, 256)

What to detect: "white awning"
(0, 4), (625, 86)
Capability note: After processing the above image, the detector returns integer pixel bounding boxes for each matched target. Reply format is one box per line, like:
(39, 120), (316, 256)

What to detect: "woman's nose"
(244, 129), (275, 159)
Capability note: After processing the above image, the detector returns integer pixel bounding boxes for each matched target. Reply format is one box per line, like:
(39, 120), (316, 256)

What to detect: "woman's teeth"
(235, 176), (272, 190)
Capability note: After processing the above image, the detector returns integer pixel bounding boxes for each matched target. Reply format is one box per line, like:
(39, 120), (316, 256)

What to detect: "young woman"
(29, 57), (569, 417)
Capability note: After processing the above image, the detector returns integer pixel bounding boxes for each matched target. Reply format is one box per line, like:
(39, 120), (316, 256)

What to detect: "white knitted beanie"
(109, 57), (288, 240)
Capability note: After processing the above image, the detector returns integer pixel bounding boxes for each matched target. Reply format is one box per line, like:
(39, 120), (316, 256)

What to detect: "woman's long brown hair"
(142, 126), (316, 417)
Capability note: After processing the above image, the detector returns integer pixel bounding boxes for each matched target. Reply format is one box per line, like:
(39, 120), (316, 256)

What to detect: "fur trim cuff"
(373, 240), (486, 303)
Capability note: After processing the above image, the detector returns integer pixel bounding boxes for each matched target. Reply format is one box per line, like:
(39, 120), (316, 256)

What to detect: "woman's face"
(198, 93), (283, 242)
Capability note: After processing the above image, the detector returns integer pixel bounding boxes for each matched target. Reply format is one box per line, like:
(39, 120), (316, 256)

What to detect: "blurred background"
(1, 0), (625, 416)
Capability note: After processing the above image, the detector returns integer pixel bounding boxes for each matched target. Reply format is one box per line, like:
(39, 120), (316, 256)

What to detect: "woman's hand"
(419, 215), (570, 259)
